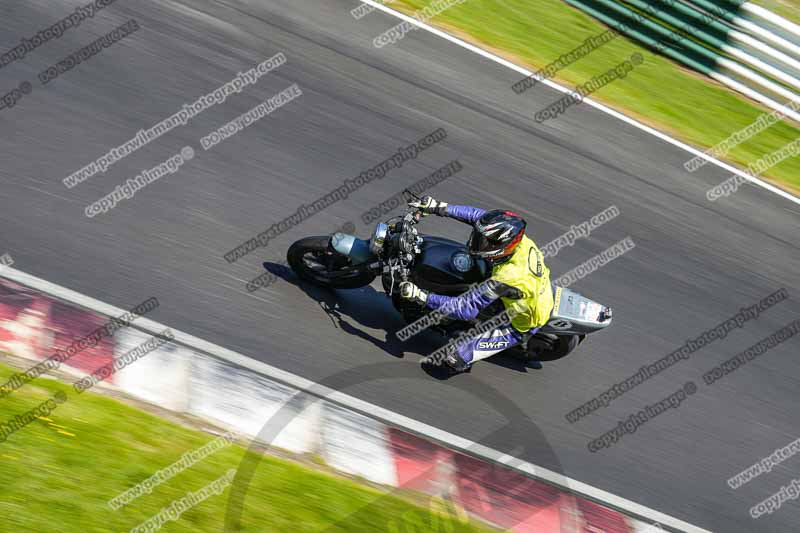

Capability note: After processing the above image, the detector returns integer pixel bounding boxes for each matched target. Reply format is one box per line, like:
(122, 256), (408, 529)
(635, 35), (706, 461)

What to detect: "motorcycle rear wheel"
(287, 236), (377, 289)
(525, 333), (584, 361)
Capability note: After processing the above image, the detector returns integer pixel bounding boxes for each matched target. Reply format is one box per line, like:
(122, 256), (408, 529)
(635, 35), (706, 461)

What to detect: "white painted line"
(740, 20), (800, 59)
(358, 0), (800, 207)
(742, 3), (800, 39)
(0, 265), (711, 533)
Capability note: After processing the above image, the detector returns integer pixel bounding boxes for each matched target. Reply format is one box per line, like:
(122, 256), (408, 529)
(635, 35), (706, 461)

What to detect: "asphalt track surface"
(1, 1), (799, 531)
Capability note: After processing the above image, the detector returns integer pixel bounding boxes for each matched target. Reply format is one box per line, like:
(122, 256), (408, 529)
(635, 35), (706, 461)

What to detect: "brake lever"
(403, 188), (422, 202)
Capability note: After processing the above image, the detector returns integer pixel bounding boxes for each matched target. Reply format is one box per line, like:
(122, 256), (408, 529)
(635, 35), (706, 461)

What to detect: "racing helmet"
(467, 210), (526, 263)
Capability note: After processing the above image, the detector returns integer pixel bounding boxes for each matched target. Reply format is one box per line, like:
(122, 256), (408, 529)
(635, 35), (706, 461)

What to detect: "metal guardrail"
(566, 0), (800, 122)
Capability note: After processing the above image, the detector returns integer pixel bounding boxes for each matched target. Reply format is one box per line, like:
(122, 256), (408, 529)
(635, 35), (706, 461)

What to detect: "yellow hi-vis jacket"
(491, 235), (554, 333)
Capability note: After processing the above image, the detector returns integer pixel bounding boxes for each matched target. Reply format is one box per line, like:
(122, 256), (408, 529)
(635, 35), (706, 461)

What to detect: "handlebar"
(380, 207), (424, 287)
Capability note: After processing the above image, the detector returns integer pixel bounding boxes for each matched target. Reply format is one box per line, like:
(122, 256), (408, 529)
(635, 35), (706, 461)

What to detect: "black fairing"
(411, 235), (490, 295)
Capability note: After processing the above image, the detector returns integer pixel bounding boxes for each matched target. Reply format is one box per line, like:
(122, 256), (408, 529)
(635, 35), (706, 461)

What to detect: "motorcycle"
(286, 195), (612, 367)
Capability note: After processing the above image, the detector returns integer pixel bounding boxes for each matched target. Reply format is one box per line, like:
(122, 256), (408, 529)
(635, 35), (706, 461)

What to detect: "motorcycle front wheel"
(287, 236), (377, 289)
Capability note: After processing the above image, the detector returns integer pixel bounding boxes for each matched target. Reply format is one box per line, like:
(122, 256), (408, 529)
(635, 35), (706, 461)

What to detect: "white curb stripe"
(358, 0), (800, 207)
(0, 266), (711, 532)
(741, 3), (800, 42)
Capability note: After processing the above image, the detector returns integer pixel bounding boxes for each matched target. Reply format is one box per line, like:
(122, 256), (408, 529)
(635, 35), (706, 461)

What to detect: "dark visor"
(468, 231), (502, 257)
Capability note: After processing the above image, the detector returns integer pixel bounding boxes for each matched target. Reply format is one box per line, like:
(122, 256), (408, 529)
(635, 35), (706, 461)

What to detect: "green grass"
(749, 0), (800, 26)
(387, 0), (800, 194)
(0, 362), (494, 533)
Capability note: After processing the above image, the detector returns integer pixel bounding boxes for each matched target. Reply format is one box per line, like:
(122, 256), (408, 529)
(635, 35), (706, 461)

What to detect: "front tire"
(287, 236), (377, 289)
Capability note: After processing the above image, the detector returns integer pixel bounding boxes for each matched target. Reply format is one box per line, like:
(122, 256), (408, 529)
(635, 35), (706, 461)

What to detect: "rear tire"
(526, 333), (582, 361)
(287, 236), (377, 289)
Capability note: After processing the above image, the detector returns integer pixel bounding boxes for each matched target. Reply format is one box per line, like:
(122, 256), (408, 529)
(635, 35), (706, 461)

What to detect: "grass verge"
(377, 0), (800, 194)
(0, 361), (494, 533)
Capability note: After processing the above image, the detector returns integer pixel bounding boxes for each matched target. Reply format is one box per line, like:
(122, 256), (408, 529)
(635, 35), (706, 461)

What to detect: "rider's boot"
(444, 353), (471, 373)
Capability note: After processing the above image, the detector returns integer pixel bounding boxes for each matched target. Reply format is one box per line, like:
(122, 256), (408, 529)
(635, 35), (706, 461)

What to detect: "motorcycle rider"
(398, 196), (556, 373)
